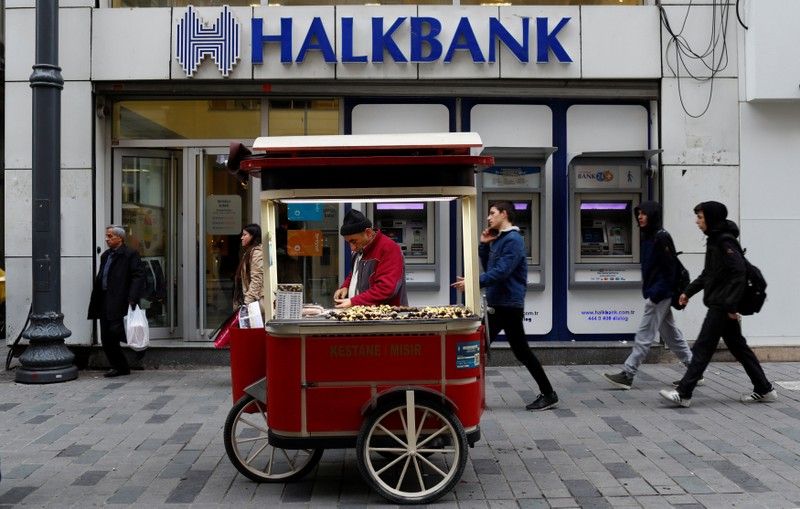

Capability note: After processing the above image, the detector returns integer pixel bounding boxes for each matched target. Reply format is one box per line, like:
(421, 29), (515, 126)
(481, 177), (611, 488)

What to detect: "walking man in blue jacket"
(453, 201), (557, 411)
(604, 201), (694, 390)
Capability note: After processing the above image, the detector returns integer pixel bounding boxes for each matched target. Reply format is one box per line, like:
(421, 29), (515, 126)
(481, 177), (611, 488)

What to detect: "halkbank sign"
(176, 5), (574, 78)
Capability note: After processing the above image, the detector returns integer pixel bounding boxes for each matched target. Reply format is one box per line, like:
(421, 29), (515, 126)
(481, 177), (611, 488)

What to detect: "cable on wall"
(657, 0), (732, 118)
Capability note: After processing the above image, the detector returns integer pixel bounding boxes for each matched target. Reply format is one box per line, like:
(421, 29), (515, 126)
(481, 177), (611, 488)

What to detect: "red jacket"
(340, 230), (408, 307)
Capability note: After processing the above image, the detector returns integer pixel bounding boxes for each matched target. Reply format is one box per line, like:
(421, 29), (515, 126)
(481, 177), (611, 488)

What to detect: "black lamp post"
(15, 0), (78, 383)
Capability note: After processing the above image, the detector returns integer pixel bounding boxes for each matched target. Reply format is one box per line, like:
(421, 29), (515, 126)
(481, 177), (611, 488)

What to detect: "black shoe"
(104, 368), (130, 378)
(672, 378), (704, 388)
(603, 371), (633, 390)
(526, 392), (558, 411)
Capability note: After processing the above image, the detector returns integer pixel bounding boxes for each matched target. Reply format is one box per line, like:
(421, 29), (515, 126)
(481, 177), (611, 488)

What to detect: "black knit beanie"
(340, 209), (372, 235)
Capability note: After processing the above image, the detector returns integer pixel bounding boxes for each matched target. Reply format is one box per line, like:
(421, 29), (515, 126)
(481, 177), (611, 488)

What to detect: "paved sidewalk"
(2, 362), (800, 508)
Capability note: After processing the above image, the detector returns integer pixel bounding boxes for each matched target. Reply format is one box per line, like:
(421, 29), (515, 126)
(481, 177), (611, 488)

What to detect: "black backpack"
(656, 230), (690, 310)
(721, 235), (767, 315)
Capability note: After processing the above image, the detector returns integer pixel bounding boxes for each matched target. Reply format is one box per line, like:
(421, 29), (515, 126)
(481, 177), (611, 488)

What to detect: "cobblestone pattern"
(2, 362), (800, 508)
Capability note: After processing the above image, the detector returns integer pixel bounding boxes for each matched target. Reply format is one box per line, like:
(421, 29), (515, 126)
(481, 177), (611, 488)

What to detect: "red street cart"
(222, 132), (493, 504)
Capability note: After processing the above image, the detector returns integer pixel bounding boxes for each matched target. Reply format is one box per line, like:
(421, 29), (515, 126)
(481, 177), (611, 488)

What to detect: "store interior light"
(580, 202), (628, 210)
(281, 197), (457, 204)
(376, 202), (425, 210)
(122, 168), (150, 173)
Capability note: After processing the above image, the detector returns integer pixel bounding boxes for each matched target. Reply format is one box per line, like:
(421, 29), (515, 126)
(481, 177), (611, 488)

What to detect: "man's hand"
(334, 297), (353, 309)
(480, 228), (498, 244)
(728, 312), (740, 320)
(333, 287), (348, 300)
(450, 276), (465, 292)
(678, 294), (689, 307)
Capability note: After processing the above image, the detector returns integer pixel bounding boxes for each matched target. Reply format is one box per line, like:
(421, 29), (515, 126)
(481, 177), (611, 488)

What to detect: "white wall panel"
(744, 0), (800, 101)
(4, 257), (32, 345)
(566, 104), (649, 154)
(4, 170), (32, 258)
(469, 104), (552, 147)
(662, 164), (739, 256)
(61, 170), (94, 257)
(661, 4), (738, 80)
(62, 82), (94, 169)
(252, 7), (336, 80)
(4, 82), (32, 169)
(170, 6), (254, 80)
(3, 256), (95, 347)
(336, 6), (418, 80)
(738, 218), (800, 345)
(660, 77), (739, 165)
(91, 8), (172, 80)
(62, 256), (95, 346)
(5, 8), (35, 82)
(582, 6), (661, 79)
(739, 102), (800, 220)
(350, 104), (450, 134)
(497, 6), (580, 80)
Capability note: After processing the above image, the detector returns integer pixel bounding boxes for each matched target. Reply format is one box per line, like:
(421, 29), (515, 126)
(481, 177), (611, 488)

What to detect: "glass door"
(190, 148), (257, 338)
(113, 150), (181, 339)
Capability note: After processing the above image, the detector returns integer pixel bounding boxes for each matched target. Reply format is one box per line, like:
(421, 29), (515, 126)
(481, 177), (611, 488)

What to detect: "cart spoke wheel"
(356, 391), (468, 504)
(224, 394), (323, 483)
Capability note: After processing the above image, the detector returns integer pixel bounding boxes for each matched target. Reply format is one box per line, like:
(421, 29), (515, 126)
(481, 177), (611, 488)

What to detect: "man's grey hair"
(106, 225), (126, 239)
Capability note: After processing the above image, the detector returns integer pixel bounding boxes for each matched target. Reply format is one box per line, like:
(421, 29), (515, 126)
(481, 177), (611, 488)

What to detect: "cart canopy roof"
(235, 132), (494, 200)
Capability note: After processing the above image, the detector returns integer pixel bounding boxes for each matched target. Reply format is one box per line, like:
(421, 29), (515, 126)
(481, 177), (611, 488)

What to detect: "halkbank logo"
(175, 5), (573, 77)
(176, 5), (241, 77)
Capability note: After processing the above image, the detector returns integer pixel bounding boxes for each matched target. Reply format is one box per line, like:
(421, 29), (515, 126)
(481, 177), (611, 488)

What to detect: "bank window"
(112, 100), (261, 141)
(268, 99), (340, 137)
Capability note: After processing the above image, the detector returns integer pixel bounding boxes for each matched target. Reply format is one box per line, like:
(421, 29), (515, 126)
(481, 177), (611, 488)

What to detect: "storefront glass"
(113, 100), (261, 141)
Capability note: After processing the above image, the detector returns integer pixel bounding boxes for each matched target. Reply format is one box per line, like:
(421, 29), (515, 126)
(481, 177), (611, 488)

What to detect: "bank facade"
(4, 1), (800, 354)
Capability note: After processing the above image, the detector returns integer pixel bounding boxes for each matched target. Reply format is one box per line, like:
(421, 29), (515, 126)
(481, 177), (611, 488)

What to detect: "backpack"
(721, 235), (767, 315)
(657, 230), (690, 310)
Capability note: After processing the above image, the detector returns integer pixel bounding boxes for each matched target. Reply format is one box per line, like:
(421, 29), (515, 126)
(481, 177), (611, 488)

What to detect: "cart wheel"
(356, 390), (468, 504)
(223, 394), (323, 483)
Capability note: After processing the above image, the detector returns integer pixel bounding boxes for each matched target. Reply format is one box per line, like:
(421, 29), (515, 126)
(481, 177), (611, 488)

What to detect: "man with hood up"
(660, 201), (776, 407)
(604, 201), (694, 390)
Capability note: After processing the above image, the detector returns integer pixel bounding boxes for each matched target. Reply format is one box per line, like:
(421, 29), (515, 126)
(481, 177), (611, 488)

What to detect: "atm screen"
(383, 228), (404, 244)
(582, 227), (606, 245)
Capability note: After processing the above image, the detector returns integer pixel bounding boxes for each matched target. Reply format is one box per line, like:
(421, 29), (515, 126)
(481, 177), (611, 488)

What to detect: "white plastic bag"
(237, 301), (264, 329)
(124, 305), (150, 351)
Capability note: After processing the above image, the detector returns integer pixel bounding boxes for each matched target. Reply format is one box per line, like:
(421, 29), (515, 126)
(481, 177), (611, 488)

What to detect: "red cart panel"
(229, 325), (267, 405)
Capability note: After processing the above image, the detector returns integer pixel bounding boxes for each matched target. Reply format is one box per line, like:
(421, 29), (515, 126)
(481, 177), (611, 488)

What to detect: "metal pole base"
(15, 311), (78, 384)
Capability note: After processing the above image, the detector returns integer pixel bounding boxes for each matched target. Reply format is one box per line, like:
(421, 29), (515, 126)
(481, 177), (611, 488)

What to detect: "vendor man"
(333, 209), (408, 309)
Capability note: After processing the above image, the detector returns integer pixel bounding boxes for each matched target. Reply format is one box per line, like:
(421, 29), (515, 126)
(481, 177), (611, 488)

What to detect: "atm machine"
(569, 150), (659, 286)
(567, 150), (660, 334)
(478, 148), (555, 290)
(367, 201), (438, 289)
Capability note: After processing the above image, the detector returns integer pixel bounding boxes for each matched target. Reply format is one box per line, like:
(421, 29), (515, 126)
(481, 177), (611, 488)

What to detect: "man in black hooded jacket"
(660, 201), (776, 407)
(604, 201), (693, 390)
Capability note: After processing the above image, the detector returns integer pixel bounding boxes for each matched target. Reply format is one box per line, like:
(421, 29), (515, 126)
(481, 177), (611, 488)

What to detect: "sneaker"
(526, 392), (558, 411)
(672, 378), (705, 388)
(603, 371), (633, 390)
(659, 389), (691, 408)
(740, 389), (778, 403)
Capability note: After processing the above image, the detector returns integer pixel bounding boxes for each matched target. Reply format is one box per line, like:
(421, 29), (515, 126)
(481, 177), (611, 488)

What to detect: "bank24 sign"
(175, 5), (573, 78)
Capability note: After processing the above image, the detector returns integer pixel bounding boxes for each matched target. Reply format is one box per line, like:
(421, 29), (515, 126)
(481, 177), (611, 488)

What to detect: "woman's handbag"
(124, 305), (150, 351)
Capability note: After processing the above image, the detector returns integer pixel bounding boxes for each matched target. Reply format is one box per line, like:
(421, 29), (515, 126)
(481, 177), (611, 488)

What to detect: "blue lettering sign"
(536, 17), (572, 63)
(251, 17), (293, 63)
(444, 17), (485, 63)
(372, 17), (408, 63)
(410, 17), (443, 63)
(489, 17), (529, 63)
(176, 6), (240, 77)
(341, 18), (368, 63)
(296, 17), (337, 63)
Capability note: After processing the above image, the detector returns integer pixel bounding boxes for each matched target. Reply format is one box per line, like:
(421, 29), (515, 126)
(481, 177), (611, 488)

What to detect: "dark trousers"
(488, 306), (554, 396)
(678, 307), (771, 398)
(99, 314), (129, 371)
